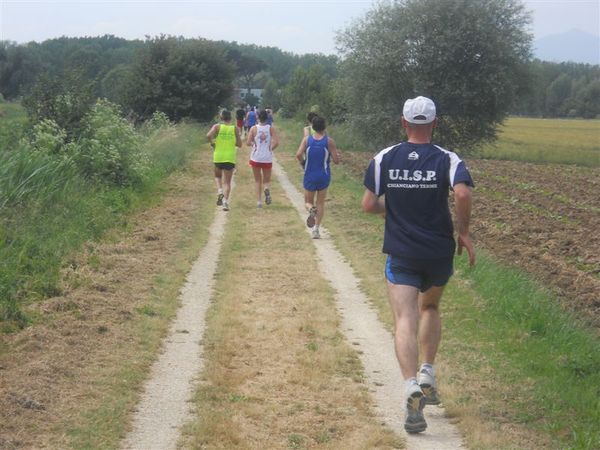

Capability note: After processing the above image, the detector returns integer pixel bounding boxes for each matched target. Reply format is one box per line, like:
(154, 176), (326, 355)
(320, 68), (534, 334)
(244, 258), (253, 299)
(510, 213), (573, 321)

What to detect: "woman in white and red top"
(246, 109), (279, 208)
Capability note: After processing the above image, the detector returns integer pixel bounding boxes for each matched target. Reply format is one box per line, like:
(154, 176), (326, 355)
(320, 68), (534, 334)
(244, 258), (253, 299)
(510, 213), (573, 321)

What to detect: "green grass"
(0, 102), (29, 151)
(0, 123), (203, 330)
(276, 117), (600, 449)
(478, 117), (600, 166)
(447, 254), (600, 449)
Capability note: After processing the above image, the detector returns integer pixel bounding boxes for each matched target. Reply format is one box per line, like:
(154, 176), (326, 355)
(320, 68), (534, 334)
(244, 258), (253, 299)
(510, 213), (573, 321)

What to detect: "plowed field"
(343, 152), (600, 328)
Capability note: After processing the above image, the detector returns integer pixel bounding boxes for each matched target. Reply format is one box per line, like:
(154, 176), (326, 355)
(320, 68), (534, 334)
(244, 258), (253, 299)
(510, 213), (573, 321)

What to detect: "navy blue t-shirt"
(364, 142), (474, 259)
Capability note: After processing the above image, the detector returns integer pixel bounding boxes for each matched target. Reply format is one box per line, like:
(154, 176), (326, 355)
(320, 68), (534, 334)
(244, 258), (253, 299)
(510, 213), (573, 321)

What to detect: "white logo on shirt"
(388, 169), (437, 182)
(408, 151), (419, 160)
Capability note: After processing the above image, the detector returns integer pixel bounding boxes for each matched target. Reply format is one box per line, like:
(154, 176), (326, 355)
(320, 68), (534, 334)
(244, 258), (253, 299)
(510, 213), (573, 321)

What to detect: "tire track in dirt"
(273, 159), (466, 450)
(121, 205), (228, 449)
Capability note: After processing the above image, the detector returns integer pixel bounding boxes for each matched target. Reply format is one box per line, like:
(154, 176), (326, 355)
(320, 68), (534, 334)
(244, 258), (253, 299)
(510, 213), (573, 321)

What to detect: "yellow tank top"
(214, 124), (237, 163)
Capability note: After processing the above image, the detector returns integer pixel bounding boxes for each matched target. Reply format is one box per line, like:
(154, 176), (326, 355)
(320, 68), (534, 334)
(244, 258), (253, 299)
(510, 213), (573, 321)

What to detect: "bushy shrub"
(76, 99), (149, 186)
(29, 119), (68, 157)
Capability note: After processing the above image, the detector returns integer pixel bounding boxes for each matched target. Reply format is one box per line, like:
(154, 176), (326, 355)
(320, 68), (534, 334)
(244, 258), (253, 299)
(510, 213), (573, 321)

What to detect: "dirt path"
(120, 157), (465, 449)
(121, 209), (228, 449)
(273, 160), (465, 450)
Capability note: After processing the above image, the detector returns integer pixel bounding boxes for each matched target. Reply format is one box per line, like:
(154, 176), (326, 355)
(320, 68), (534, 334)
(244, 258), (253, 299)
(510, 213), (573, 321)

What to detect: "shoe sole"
(216, 194), (224, 206)
(420, 384), (441, 405)
(404, 393), (427, 434)
(264, 190), (272, 205)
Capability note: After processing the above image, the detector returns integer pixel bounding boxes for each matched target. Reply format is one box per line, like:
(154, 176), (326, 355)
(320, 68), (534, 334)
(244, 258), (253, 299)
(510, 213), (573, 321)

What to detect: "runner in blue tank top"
(296, 116), (340, 239)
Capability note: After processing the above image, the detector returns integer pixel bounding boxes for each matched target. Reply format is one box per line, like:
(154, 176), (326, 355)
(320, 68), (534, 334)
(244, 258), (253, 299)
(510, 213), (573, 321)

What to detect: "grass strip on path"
(181, 144), (401, 449)
(275, 118), (599, 450)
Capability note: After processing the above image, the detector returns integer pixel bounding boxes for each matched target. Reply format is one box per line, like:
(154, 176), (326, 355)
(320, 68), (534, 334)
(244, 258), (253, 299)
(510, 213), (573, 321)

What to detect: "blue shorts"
(385, 255), (453, 292)
(303, 174), (330, 191)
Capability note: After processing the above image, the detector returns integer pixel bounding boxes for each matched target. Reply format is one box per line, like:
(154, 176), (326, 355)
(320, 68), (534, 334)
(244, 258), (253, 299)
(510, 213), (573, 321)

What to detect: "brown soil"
(0, 157), (212, 449)
(342, 151), (600, 328)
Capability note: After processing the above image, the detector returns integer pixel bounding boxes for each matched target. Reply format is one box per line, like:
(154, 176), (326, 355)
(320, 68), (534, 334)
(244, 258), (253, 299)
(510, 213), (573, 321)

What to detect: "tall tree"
(123, 36), (235, 122)
(337, 0), (532, 151)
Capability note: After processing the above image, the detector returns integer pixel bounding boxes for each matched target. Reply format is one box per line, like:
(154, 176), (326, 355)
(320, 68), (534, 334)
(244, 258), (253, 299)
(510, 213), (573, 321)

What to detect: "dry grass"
(180, 146), (401, 449)
(479, 117), (600, 166)
(0, 152), (216, 449)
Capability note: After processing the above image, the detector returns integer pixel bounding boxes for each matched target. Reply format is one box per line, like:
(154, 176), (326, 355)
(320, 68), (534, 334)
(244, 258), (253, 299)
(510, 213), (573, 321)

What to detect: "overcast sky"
(0, 0), (598, 56)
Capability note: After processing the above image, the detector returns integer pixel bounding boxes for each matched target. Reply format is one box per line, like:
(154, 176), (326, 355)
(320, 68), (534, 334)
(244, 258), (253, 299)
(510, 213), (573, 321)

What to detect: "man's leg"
(387, 282), (420, 378)
(418, 285), (445, 364)
(314, 188), (327, 227)
(222, 169), (234, 200)
(214, 166), (224, 205)
(214, 166), (223, 192)
(388, 281), (427, 433)
(304, 190), (315, 211)
(417, 285), (445, 405)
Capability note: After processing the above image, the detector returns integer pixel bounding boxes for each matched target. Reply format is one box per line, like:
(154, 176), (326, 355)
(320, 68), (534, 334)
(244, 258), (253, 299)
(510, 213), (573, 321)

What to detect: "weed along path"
(273, 160), (466, 450)
(121, 207), (229, 449)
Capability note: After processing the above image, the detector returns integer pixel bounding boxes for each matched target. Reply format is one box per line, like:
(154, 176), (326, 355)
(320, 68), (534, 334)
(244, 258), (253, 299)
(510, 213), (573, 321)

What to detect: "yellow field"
(479, 117), (600, 166)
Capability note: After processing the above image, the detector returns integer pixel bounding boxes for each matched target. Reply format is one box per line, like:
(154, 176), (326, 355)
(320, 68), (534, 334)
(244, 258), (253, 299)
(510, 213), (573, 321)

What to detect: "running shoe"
(222, 201), (229, 211)
(312, 228), (320, 239)
(216, 193), (224, 206)
(306, 206), (317, 228)
(418, 368), (441, 405)
(264, 188), (272, 205)
(257, 201), (263, 209)
(404, 383), (427, 434)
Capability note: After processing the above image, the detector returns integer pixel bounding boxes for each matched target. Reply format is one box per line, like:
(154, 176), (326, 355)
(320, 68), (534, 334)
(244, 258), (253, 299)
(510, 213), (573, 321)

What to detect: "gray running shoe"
(264, 188), (272, 205)
(418, 368), (441, 405)
(404, 384), (427, 434)
(306, 206), (317, 228)
(222, 201), (229, 211)
(312, 228), (320, 239)
(216, 193), (224, 206)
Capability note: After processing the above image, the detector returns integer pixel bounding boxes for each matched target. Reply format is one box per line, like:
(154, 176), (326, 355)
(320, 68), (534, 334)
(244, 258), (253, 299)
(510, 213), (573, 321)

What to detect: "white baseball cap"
(403, 96), (436, 124)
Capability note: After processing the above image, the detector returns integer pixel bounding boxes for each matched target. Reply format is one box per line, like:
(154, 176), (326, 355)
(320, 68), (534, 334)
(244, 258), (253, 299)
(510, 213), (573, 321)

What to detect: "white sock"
(218, 188), (223, 194)
(420, 363), (435, 376)
(405, 377), (418, 394)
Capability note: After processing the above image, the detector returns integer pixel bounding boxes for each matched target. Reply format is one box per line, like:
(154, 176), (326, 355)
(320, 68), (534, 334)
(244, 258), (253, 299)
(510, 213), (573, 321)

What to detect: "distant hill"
(533, 29), (600, 65)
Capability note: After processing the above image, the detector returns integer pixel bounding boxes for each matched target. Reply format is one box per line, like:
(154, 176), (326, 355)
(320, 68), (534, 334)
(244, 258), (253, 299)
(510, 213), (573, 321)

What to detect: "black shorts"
(215, 162), (235, 171)
(385, 255), (453, 292)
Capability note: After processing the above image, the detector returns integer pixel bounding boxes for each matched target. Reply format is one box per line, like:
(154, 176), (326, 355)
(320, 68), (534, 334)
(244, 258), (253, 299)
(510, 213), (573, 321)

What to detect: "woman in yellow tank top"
(207, 110), (242, 211)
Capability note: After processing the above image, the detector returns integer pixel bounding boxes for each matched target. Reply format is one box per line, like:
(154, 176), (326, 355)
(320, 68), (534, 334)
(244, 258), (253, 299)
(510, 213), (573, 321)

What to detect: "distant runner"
(361, 96), (475, 434)
(235, 107), (246, 138)
(206, 109), (242, 211)
(296, 116), (340, 239)
(246, 109), (279, 208)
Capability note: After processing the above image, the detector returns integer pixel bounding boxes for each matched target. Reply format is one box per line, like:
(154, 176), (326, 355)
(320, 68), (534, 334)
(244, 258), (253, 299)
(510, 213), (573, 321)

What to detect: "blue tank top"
(305, 135), (330, 176)
(247, 111), (257, 126)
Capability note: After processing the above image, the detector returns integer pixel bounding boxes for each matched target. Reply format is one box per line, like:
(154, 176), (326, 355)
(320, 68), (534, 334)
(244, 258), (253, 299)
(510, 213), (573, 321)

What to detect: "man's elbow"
(454, 185), (472, 203)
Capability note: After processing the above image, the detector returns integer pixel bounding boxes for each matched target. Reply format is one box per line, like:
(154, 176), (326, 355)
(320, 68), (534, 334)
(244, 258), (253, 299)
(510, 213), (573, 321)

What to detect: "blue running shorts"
(303, 174), (330, 192)
(385, 255), (454, 292)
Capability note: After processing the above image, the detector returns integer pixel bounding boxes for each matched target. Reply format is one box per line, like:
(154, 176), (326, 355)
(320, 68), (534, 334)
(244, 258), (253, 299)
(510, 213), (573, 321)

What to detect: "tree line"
(1, 0), (598, 152)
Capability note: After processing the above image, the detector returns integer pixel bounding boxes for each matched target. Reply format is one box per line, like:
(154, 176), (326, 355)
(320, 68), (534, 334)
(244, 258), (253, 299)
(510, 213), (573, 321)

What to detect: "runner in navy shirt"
(362, 96), (475, 434)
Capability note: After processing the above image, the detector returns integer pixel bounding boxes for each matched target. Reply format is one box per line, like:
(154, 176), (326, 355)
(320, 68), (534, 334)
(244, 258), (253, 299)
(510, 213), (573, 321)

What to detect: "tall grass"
(0, 114), (202, 330)
(0, 102), (29, 151)
(448, 254), (600, 449)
